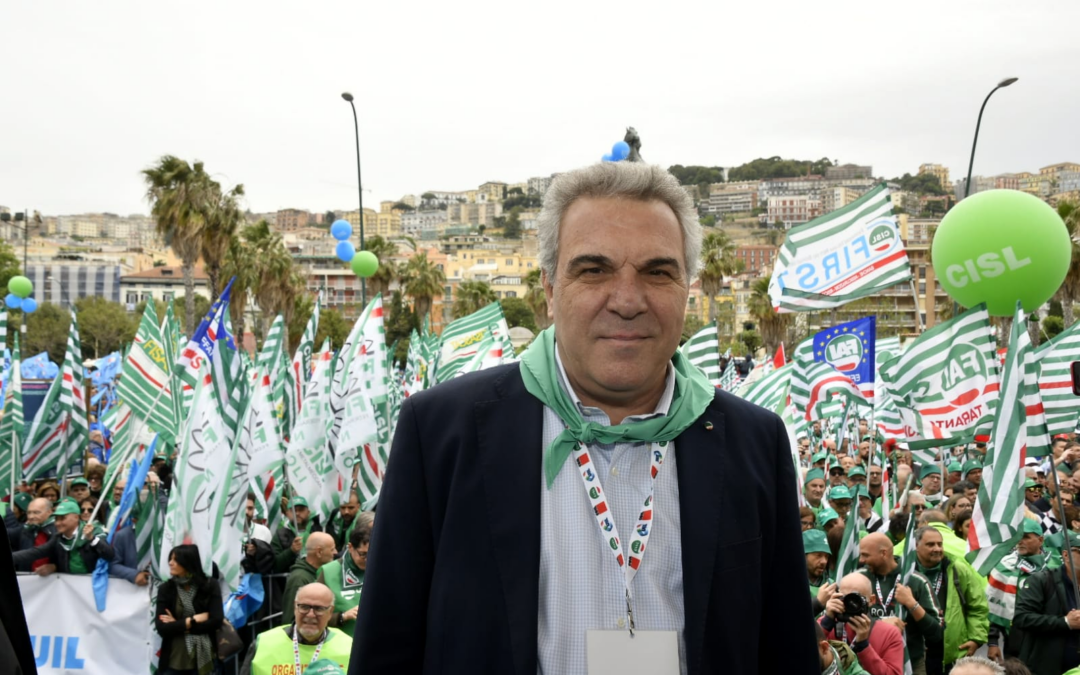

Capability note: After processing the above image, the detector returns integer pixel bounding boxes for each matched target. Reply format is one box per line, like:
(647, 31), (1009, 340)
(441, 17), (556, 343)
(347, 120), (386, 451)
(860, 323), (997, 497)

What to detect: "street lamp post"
(964, 77), (1018, 198)
(341, 92), (367, 306)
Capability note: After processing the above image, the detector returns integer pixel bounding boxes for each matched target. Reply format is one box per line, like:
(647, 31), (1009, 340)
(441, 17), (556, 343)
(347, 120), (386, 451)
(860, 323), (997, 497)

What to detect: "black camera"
(836, 592), (870, 623)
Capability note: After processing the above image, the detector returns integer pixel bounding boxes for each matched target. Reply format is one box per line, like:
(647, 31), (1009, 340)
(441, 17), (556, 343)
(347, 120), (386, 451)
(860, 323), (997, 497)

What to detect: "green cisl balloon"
(7, 275), (33, 299)
(932, 189), (1070, 317)
(351, 250), (379, 278)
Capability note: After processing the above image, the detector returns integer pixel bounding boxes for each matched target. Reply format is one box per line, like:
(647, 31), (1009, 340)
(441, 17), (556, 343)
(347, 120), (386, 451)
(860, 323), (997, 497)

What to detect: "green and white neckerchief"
(822, 648), (841, 675)
(518, 326), (713, 489)
(341, 553), (364, 590)
(58, 533), (82, 552)
(26, 516), (55, 536)
(917, 562), (944, 596)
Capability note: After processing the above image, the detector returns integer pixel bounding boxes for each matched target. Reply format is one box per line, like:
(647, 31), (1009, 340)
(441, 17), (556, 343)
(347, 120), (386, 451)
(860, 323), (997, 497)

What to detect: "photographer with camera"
(859, 532), (942, 674)
(818, 573), (904, 675)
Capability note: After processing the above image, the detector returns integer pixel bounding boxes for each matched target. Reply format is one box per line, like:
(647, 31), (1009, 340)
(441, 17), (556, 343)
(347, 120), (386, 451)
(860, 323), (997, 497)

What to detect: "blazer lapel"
(476, 367), (544, 675)
(675, 398), (730, 675)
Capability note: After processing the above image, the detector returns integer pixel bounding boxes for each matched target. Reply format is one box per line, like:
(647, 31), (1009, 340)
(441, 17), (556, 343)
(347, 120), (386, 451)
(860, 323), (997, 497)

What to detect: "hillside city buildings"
(3, 159), (1077, 343)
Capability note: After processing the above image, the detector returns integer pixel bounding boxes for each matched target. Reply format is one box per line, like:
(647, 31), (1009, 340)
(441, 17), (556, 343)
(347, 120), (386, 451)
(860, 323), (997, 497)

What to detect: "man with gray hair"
(352, 161), (816, 674)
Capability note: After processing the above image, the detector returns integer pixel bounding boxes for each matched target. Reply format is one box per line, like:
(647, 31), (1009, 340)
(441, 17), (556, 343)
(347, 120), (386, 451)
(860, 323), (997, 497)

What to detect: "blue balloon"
(336, 240), (355, 262)
(611, 141), (630, 161)
(330, 219), (353, 241)
(4, 293), (19, 309)
(601, 154), (615, 162)
(20, 297), (37, 314)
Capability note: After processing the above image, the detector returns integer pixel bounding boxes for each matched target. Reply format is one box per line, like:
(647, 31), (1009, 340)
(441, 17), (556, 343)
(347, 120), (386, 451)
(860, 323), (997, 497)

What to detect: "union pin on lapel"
(703, 421), (714, 431)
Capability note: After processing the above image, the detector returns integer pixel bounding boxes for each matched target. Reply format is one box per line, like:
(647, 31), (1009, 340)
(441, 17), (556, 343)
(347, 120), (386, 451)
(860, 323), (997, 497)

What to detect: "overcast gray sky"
(2, 0), (1077, 217)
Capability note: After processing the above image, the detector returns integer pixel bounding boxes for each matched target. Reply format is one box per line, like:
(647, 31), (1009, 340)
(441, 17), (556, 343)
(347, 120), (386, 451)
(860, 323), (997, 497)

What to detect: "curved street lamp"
(964, 77), (1018, 198)
(341, 91), (367, 306)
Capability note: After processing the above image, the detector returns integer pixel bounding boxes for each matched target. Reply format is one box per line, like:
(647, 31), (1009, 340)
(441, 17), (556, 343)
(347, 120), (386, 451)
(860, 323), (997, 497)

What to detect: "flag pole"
(1049, 465), (1080, 606)
(909, 279), (925, 333)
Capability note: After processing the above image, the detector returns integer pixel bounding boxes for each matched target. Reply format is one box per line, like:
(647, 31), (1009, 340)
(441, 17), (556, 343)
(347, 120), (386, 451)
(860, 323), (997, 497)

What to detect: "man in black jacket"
(11, 501), (114, 574)
(1014, 543), (1080, 675)
(271, 496), (322, 574)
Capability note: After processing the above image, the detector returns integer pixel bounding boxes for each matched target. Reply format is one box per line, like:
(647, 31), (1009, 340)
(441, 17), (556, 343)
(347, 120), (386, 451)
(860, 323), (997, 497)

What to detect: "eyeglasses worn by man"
(350, 162), (817, 675)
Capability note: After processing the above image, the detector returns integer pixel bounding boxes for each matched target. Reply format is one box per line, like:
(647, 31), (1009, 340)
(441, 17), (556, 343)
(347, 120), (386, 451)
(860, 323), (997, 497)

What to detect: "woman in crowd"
(953, 511), (972, 541)
(85, 463), (106, 499)
(944, 493), (973, 526)
(78, 497), (108, 530)
(154, 545), (223, 675)
(36, 480), (61, 504)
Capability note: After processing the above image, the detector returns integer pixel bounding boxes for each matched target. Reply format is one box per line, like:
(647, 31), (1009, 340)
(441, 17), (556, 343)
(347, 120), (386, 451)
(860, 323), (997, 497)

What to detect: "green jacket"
(1014, 567), (1076, 675)
(280, 557), (319, 626)
(918, 554), (989, 665)
(861, 559), (942, 665)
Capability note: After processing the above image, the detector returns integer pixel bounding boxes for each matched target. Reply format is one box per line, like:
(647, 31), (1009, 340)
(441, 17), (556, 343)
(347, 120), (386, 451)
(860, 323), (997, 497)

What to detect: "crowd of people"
(802, 429), (1080, 675)
(3, 453), (372, 675)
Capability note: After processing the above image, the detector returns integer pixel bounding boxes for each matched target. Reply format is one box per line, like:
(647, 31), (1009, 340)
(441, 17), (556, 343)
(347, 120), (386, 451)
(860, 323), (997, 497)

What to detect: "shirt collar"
(554, 344), (676, 424)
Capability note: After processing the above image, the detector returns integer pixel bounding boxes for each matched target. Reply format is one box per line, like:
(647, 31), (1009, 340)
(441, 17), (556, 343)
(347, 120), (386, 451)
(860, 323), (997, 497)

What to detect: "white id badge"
(586, 629), (680, 675)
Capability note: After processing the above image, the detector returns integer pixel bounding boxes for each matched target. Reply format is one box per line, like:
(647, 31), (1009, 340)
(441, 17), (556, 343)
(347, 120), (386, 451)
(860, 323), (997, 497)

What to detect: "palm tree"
(143, 156), (211, 331)
(747, 277), (792, 356)
(363, 235), (399, 300)
(201, 180), (245, 304)
(222, 220), (272, 338)
(524, 268), (550, 330)
(453, 280), (497, 319)
(401, 251), (445, 321)
(698, 230), (743, 322)
(1055, 200), (1080, 327)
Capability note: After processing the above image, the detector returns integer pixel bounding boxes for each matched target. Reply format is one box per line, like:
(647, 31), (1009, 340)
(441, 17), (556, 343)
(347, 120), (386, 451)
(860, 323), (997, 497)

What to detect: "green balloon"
(351, 250), (379, 278)
(7, 275), (33, 299)
(932, 190), (1070, 317)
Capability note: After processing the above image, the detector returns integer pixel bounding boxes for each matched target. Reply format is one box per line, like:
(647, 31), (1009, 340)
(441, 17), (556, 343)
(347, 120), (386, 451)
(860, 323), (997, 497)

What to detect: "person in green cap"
(985, 518), (1050, 664)
(317, 524), (370, 637)
(847, 465), (867, 489)
(915, 464), (944, 509)
(804, 529), (833, 598)
(272, 495), (323, 574)
(11, 500), (114, 574)
(828, 485), (854, 522)
(962, 459), (982, 488)
(827, 457), (847, 488)
(805, 468), (829, 516)
(67, 477), (92, 504)
(817, 508), (841, 533)
(324, 490), (361, 552)
(242, 582), (352, 675)
(946, 461), (963, 488)
(854, 486), (883, 534)
(4, 491), (32, 531)
(812, 450), (829, 470)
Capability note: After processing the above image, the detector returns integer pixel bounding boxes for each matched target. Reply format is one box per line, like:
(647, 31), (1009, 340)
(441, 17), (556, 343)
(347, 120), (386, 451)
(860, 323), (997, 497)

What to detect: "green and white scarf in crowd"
(519, 327), (715, 488)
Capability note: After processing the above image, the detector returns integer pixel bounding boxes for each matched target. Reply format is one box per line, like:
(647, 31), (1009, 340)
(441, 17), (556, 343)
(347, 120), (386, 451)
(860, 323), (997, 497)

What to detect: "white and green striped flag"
(1028, 320), (1080, 456)
(790, 355), (867, 422)
(967, 303), (1029, 575)
(289, 293), (321, 429)
(834, 491), (862, 578)
(0, 310), (6, 354)
(681, 322), (722, 387)
(244, 370), (287, 534)
(329, 296), (388, 509)
(211, 316), (247, 450)
(879, 305), (999, 449)
(435, 302), (509, 383)
(159, 367), (231, 579)
(58, 308), (89, 485)
(0, 334), (24, 498)
(117, 300), (179, 443)
(768, 184), (911, 312)
(738, 364), (791, 415)
(286, 339), (336, 519)
(718, 360), (740, 393)
(135, 482), (165, 576)
(99, 403), (155, 496)
(402, 329), (426, 397)
(22, 360), (66, 483)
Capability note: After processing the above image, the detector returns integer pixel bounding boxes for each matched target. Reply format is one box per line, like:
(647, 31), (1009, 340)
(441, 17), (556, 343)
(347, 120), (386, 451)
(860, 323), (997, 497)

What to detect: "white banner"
(19, 574), (152, 675)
